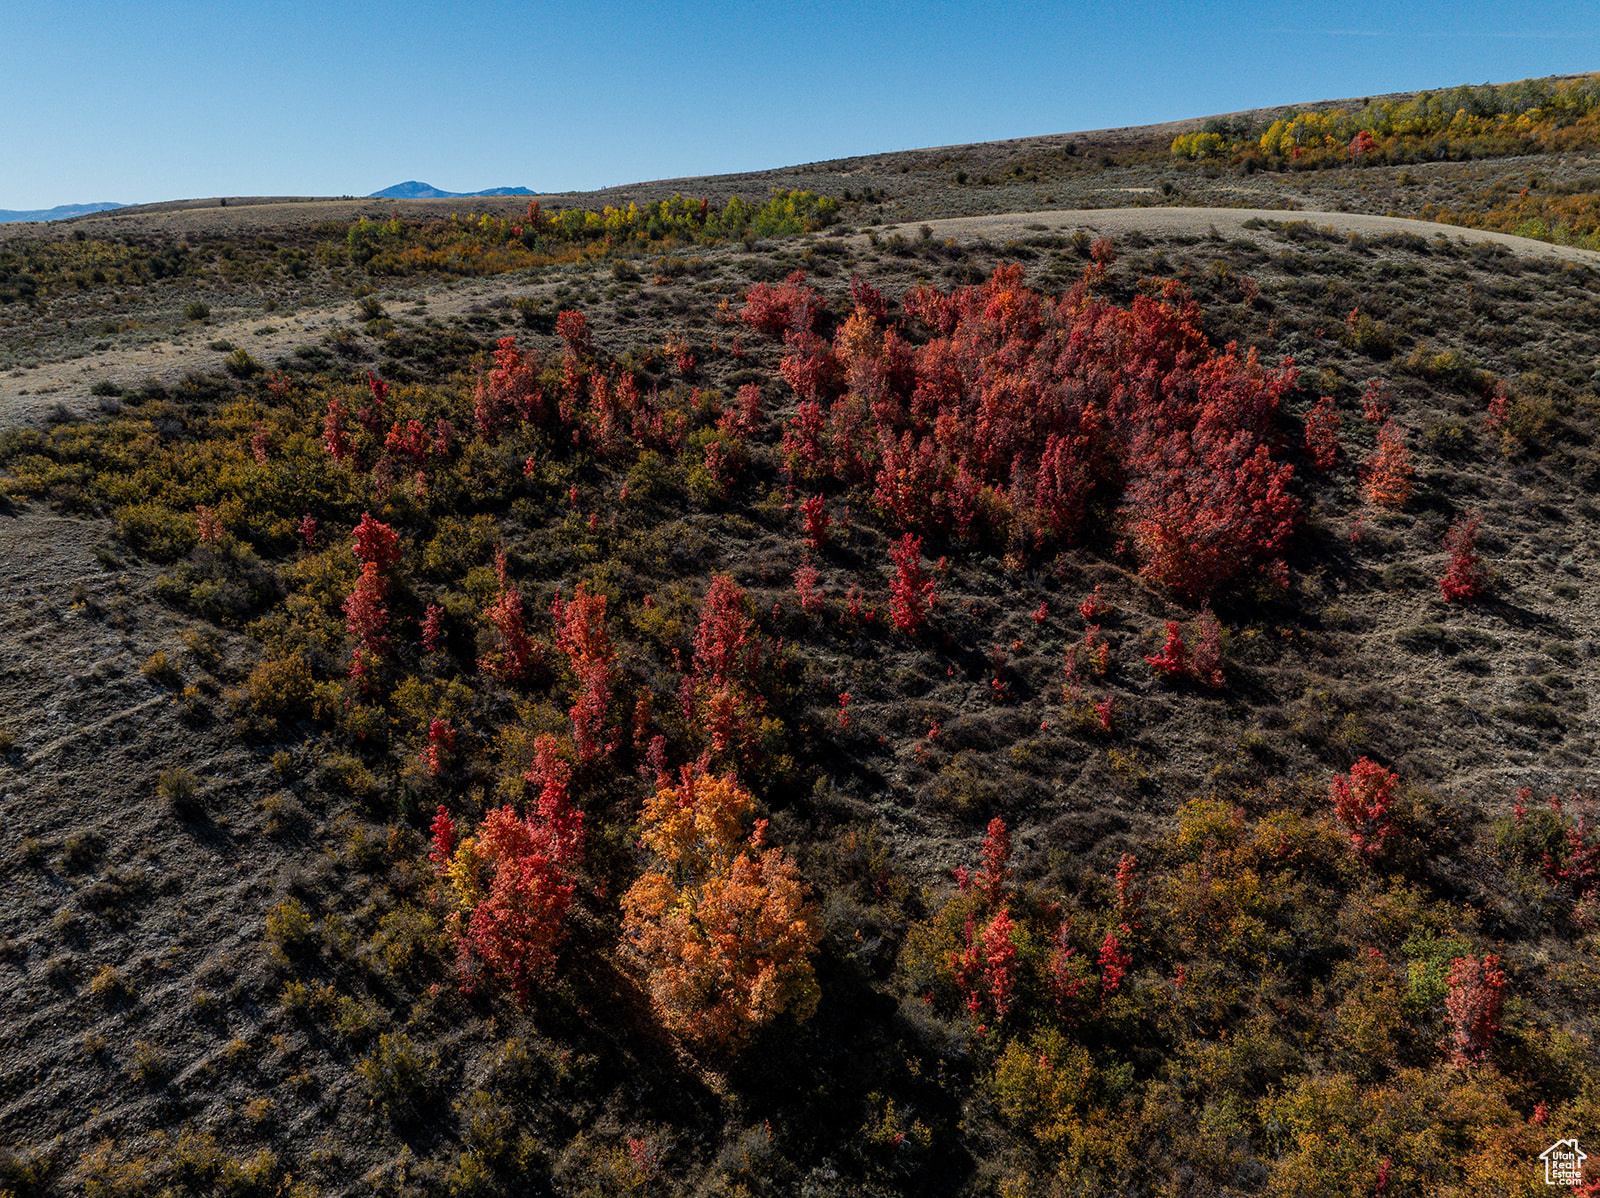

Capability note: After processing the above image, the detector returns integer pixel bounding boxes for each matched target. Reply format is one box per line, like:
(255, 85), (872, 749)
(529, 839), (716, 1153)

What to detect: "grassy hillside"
(1, 75), (1597, 1198)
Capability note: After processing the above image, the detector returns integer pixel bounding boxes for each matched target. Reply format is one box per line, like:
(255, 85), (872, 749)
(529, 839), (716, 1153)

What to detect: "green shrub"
(225, 348), (262, 378)
(356, 1032), (433, 1121)
(158, 767), (202, 817)
(140, 650), (182, 687)
(89, 965), (132, 1004)
(184, 301), (210, 321)
(265, 897), (315, 960)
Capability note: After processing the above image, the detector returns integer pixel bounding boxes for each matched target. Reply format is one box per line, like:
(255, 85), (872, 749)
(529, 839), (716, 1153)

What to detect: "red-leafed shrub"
(1439, 512), (1489, 602)
(551, 582), (616, 764)
(800, 494), (831, 550)
(456, 806), (577, 1003)
(778, 328), (838, 401)
(421, 717), (455, 778)
(430, 806), (456, 874)
(1123, 435), (1297, 600)
(1145, 622), (1188, 678)
(1361, 378), (1392, 424)
(343, 515), (403, 682)
(758, 266), (1299, 599)
(1145, 613), (1224, 688)
(685, 575), (765, 759)
(951, 908), (1018, 1022)
(555, 309), (593, 358)
(1445, 954), (1506, 1067)
(1113, 853), (1144, 930)
(1097, 927), (1131, 996)
(888, 533), (937, 634)
(793, 564), (824, 613)
(977, 817), (1011, 905)
(693, 574), (757, 686)
(1329, 757), (1398, 857)
(1304, 395), (1341, 471)
(420, 603), (444, 653)
(475, 336), (544, 438)
(480, 554), (539, 683)
(741, 270), (822, 336)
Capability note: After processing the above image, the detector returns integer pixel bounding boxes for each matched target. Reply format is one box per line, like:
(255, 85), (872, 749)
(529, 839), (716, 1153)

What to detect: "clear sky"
(3, 0), (1597, 210)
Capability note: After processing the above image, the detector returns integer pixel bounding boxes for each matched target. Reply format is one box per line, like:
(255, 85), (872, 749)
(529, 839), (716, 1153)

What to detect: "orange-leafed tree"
(1364, 419), (1414, 508)
(621, 766), (820, 1050)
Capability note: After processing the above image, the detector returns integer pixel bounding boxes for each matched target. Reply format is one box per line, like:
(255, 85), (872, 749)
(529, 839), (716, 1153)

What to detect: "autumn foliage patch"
(621, 767), (819, 1049)
(751, 263), (1302, 601)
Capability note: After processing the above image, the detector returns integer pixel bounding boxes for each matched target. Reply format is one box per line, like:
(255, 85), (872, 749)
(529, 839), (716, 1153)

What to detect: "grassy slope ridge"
(0, 76), (1598, 1198)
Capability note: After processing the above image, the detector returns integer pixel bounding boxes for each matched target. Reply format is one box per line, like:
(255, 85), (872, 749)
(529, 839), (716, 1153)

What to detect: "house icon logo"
(1541, 1139), (1586, 1186)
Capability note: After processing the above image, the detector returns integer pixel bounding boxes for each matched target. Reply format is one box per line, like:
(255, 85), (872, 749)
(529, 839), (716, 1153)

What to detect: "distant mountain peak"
(0, 201), (126, 224)
(369, 182), (536, 200)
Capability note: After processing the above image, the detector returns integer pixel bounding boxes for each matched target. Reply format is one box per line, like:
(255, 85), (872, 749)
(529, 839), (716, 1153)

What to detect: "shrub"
(1364, 420), (1413, 508)
(1438, 512), (1489, 602)
(621, 766), (820, 1049)
(1444, 954), (1506, 1066)
(184, 300), (210, 321)
(888, 533), (937, 634)
(140, 650), (181, 687)
(1304, 395), (1341, 470)
(438, 776), (583, 1003)
(1329, 758), (1398, 858)
(89, 965), (132, 1004)
(224, 348), (262, 378)
(265, 897), (315, 960)
(158, 767), (202, 817)
(357, 1032), (434, 1121)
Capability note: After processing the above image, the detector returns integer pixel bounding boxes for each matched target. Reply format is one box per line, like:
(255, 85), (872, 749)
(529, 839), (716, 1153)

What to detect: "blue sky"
(3, 0), (1597, 210)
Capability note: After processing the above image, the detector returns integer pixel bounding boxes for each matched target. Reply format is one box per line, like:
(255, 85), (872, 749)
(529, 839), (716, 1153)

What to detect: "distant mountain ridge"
(369, 181), (537, 199)
(0, 201), (126, 224)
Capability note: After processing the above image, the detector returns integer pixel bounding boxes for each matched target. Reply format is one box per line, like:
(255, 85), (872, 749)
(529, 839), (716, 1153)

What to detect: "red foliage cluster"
(1113, 853), (1144, 930)
(479, 550), (539, 683)
(1144, 613), (1224, 688)
(888, 533), (937, 634)
(685, 574), (765, 757)
(1144, 622), (1189, 678)
(1303, 395), (1341, 471)
(352, 513), (402, 571)
(421, 717), (455, 778)
(556, 309), (593, 358)
(420, 603), (444, 653)
(792, 563), (824, 613)
(459, 802), (580, 1004)
(1097, 928), (1131, 996)
(1329, 757), (1398, 857)
(952, 909), (1019, 1023)
(323, 398), (353, 463)
(550, 582), (616, 764)
(343, 515), (403, 681)
(1444, 954), (1506, 1067)
(1361, 378), (1392, 424)
(977, 816), (1011, 905)
(740, 270), (823, 336)
(1438, 512), (1489, 602)
(195, 505), (223, 547)
(475, 336), (544, 438)
(752, 264), (1301, 600)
